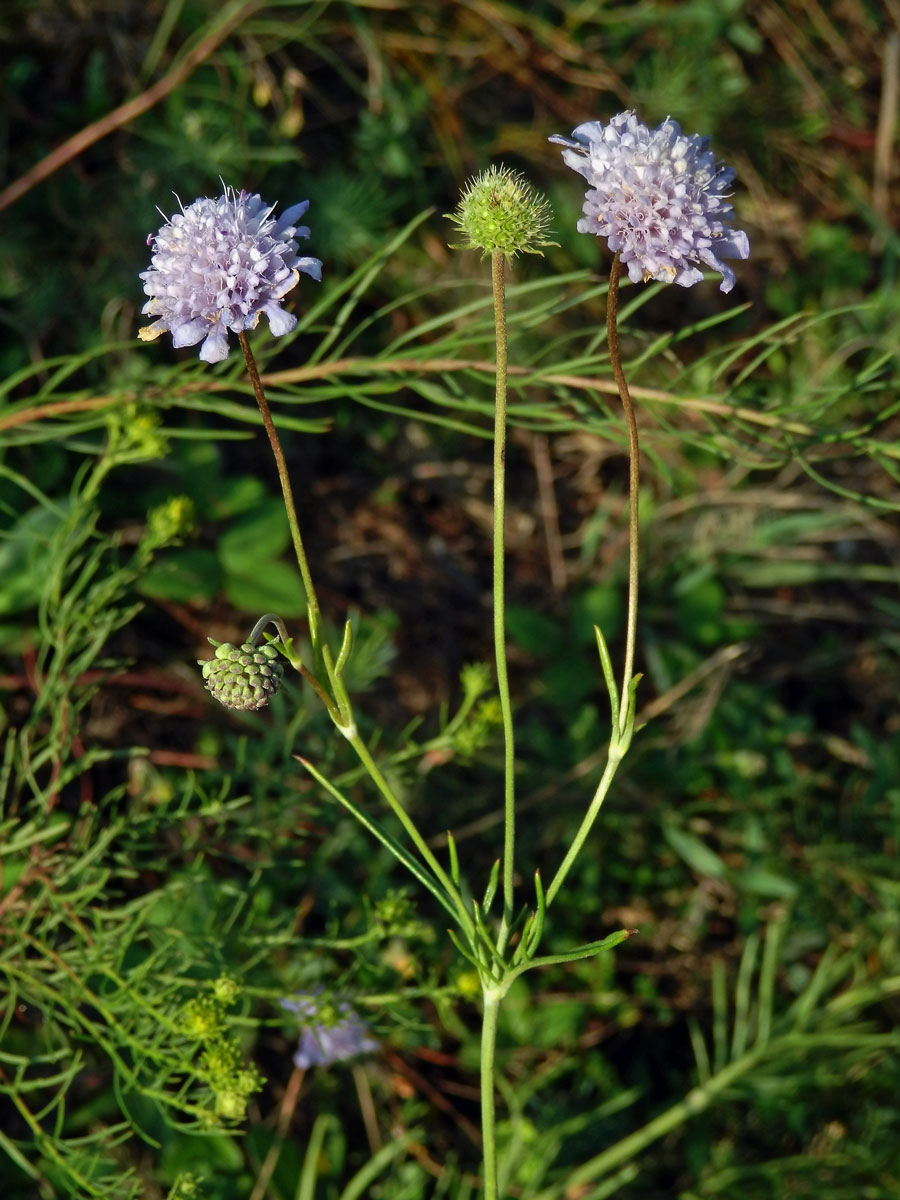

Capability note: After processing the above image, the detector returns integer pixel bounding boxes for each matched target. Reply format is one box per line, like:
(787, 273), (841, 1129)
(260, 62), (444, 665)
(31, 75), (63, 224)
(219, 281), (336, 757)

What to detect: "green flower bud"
(202, 1036), (242, 1080)
(199, 639), (284, 711)
(212, 974), (240, 1005)
(181, 996), (224, 1042)
(447, 165), (555, 259)
(213, 1088), (247, 1121)
(146, 495), (195, 548)
(167, 1172), (203, 1200)
(460, 661), (492, 703)
(234, 1065), (265, 1096)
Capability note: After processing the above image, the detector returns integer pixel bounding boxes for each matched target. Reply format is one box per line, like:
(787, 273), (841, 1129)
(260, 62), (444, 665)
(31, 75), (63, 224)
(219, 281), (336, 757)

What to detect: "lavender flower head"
(550, 111), (749, 293)
(281, 992), (378, 1070)
(139, 185), (322, 363)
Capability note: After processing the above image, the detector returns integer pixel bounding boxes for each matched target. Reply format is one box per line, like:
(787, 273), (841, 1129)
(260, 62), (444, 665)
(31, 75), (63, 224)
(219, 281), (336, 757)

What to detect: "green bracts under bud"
(447, 165), (555, 259)
(199, 639), (284, 711)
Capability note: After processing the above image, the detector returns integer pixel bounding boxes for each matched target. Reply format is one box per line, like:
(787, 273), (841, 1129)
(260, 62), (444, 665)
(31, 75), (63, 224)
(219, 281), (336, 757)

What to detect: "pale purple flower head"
(139, 185), (322, 363)
(281, 992), (378, 1070)
(550, 111), (749, 293)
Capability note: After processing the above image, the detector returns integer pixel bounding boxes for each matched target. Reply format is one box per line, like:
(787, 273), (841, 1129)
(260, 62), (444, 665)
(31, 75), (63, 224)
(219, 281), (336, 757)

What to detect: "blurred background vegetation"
(1, 0), (899, 1197)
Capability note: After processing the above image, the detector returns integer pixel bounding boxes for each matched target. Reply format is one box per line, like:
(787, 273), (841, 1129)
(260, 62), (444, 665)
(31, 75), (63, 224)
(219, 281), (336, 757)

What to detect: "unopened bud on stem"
(447, 165), (555, 260)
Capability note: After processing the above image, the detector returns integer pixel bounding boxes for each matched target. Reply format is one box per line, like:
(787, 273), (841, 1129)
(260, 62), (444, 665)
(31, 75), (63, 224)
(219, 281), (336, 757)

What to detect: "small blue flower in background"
(550, 111), (749, 293)
(139, 185), (322, 363)
(281, 992), (379, 1069)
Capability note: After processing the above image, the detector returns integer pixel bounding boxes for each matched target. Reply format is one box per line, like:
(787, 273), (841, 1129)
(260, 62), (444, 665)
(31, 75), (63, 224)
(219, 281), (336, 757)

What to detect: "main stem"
(606, 256), (640, 734)
(238, 331), (322, 648)
(480, 987), (502, 1200)
(490, 250), (516, 951)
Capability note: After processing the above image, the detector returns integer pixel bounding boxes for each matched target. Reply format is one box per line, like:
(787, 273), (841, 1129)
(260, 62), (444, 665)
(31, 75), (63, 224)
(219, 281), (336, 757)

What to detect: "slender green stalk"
(606, 256), (640, 734)
(238, 331), (322, 647)
(490, 250), (516, 950)
(345, 730), (475, 940)
(480, 986), (502, 1200)
(544, 743), (622, 907)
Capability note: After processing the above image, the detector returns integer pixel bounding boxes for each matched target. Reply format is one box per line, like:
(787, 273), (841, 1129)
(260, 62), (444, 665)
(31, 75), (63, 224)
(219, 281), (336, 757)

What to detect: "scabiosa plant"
(548, 110), (751, 742)
(550, 110), (750, 293)
(139, 185), (322, 363)
(281, 993), (378, 1069)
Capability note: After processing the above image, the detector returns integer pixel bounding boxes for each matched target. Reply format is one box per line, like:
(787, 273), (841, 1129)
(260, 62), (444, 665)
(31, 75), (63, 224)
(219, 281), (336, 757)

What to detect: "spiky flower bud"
(199, 639), (283, 711)
(447, 165), (555, 259)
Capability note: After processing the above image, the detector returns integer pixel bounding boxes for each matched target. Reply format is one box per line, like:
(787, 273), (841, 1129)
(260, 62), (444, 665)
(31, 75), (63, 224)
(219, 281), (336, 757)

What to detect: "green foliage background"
(1, 1), (899, 1197)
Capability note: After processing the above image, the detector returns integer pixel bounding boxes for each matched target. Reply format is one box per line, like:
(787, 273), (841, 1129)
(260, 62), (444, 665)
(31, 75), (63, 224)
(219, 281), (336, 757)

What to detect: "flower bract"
(550, 111), (749, 293)
(281, 992), (378, 1069)
(139, 185), (322, 362)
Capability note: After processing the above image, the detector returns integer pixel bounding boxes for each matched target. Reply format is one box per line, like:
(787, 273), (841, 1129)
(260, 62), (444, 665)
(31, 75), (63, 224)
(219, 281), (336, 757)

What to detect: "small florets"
(550, 111), (749, 293)
(139, 185), (322, 362)
(447, 166), (555, 259)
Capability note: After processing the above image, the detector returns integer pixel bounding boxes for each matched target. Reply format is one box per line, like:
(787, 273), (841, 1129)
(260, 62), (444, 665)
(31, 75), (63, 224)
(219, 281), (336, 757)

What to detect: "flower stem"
(480, 986), (502, 1200)
(238, 331), (322, 649)
(345, 729), (475, 941)
(606, 256), (640, 734)
(490, 250), (516, 951)
(544, 745), (623, 907)
(542, 255), (642, 908)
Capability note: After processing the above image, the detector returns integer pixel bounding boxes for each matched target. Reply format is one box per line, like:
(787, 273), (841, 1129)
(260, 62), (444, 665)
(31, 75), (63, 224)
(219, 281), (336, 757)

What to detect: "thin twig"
(0, 0), (265, 214)
(1, 357), (819, 438)
(873, 31), (900, 250)
(531, 431), (566, 592)
(248, 1066), (305, 1200)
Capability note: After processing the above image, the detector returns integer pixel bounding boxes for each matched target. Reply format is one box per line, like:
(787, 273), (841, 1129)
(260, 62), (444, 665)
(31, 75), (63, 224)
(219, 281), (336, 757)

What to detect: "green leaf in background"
(506, 606), (563, 656)
(735, 867), (799, 899)
(542, 655), (598, 708)
(217, 499), (291, 575)
(0, 505), (65, 616)
(675, 576), (727, 646)
(224, 559), (307, 617)
(570, 584), (624, 646)
(662, 821), (728, 879)
(137, 548), (222, 604)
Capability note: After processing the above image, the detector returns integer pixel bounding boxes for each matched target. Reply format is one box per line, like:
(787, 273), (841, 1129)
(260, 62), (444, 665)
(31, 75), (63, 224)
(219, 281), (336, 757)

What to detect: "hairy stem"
(544, 747), (623, 907)
(480, 987), (502, 1200)
(490, 250), (516, 950)
(238, 331), (322, 649)
(606, 256), (640, 733)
